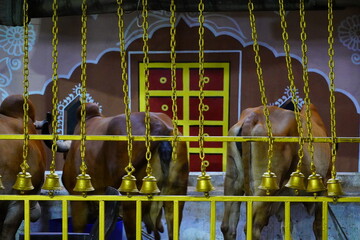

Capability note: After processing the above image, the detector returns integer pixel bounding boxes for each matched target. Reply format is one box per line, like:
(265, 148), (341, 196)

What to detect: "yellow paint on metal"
(173, 200), (179, 240)
(322, 202), (328, 240)
(62, 200), (68, 240)
(24, 200), (30, 240)
(285, 201), (291, 240)
(99, 200), (105, 240)
(136, 200), (142, 240)
(210, 201), (216, 240)
(0, 134), (358, 143)
(246, 201), (253, 240)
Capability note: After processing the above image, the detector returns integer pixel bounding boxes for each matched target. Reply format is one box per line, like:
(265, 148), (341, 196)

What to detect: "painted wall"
(0, 8), (359, 172)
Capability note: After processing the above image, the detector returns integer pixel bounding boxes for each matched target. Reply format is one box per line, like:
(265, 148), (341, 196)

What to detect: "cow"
(221, 104), (331, 240)
(51, 103), (189, 240)
(0, 95), (46, 240)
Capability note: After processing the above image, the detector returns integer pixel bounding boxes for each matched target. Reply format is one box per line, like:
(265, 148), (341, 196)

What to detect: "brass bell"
(306, 173), (326, 193)
(285, 171), (306, 194)
(119, 174), (139, 194)
(0, 174), (5, 190)
(196, 174), (215, 194)
(42, 172), (62, 192)
(258, 171), (279, 195)
(139, 175), (160, 195)
(13, 171), (34, 193)
(73, 173), (95, 195)
(326, 178), (344, 197)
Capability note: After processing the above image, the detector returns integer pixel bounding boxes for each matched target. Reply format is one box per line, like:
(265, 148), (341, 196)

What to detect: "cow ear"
(76, 103), (101, 121)
(28, 100), (36, 122)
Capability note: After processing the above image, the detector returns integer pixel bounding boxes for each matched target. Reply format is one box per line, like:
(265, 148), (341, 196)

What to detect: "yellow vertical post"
(322, 202), (328, 240)
(210, 201), (216, 240)
(246, 201), (253, 240)
(62, 200), (68, 240)
(136, 200), (142, 240)
(284, 201), (291, 240)
(99, 200), (105, 240)
(24, 200), (30, 240)
(173, 200), (179, 240)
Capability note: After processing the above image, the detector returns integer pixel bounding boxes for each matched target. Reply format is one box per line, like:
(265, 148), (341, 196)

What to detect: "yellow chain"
(21, 0), (30, 174)
(142, 0), (152, 176)
(117, 0), (135, 175)
(170, 0), (179, 162)
(248, 0), (274, 171)
(299, 0), (316, 174)
(79, 0), (88, 175)
(50, 0), (59, 174)
(327, 0), (337, 179)
(278, 0), (306, 171)
(198, 0), (209, 174)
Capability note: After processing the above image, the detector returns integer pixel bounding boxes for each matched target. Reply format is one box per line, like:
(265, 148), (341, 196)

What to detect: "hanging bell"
(119, 174), (139, 194)
(326, 178), (344, 197)
(13, 172), (34, 193)
(73, 173), (95, 195)
(196, 174), (215, 193)
(139, 175), (160, 195)
(306, 173), (326, 193)
(285, 171), (306, 194)
(258, 171), (279, 195)
(42, 172), (62, 192)
(0, 174), (5, 190)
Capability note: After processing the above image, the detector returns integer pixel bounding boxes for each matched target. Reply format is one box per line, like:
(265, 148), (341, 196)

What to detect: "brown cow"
(0, 95), (46, 240)
(58, 103), (189, 240)
(221, 104), (331, 240)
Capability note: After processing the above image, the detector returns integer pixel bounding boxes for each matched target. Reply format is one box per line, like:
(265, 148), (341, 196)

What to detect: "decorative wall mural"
(270, 86), (305, 109)
(0, 24), (36, 101)
(338, 15), (360, 65)
(57, 84), (102, 134)
(120, 11), (247, 49)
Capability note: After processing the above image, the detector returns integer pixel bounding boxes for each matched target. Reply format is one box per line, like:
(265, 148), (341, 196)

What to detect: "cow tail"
(158, 141), (172, 179)
(240, 116), (256, 196)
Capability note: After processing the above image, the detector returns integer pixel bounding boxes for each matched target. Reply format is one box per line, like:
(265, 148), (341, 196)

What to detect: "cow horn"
(37, 112), (72, 152)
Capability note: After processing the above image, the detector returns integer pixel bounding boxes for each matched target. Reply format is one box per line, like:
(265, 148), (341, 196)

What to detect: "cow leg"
(221, 201), (241, 240)
(251, 201), (271, 240)
(221, 143), (244, 240)
(122, 201), (137, 240)
(162, 200), (185, 240)
(71, 201), (90, 233)
(313, 202), (322, 240)
(0, 201), (23, 240)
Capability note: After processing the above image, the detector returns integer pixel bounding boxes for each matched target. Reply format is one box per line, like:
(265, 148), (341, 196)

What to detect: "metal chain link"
(118, 0), (135, 175)
(170, 0), (179, 162)
(198, 0), (209, 174)
(142, 0), (152, 176)
(79, 0), (88, 175)
(21, 0), (30, 174)
(50, 0), (59, 174)
(299, 0), (316, 174)
(327, 0), (338, 179)
(248, 0), (274, 171)
(278, 0), (305, 170)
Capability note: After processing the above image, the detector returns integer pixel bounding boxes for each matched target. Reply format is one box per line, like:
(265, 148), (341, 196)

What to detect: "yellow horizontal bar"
(1, 195), (360, 203)
(147, 90), (227, 97)
(0, 134), (358, 143)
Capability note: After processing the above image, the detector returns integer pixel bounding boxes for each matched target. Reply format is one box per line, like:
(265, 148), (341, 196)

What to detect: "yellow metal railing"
(0, 134), (359, 143)
(2, 195), (360, 240)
